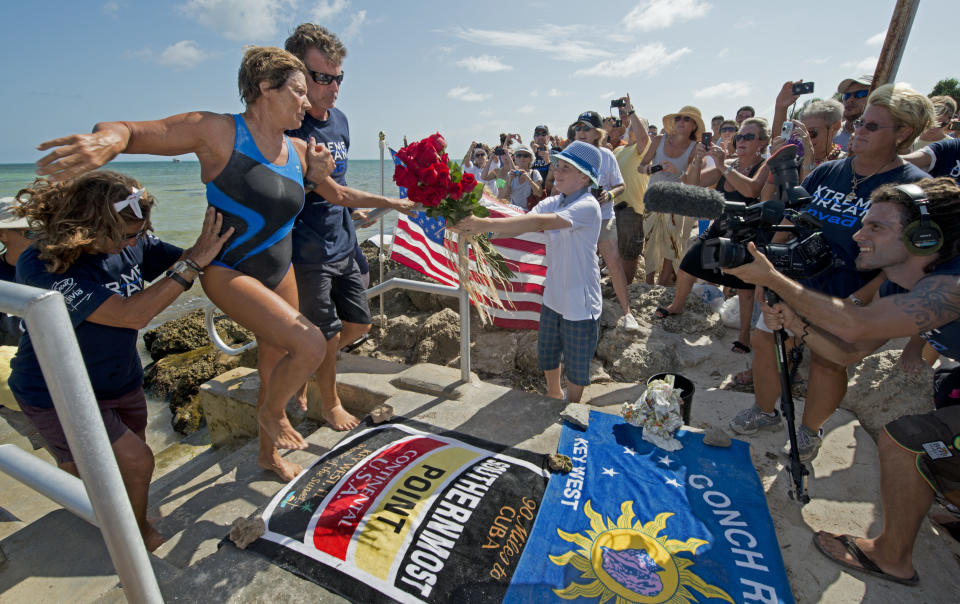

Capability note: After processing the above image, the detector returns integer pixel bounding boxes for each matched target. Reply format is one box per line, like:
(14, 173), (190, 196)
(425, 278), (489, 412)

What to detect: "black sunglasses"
(734, 133), (759, 142)
(853, 118), (897, 132)
(122, 225), (150, 241)
(573, 124), (593, 132)
(842, 89), (870, 101)
(808, 127), (820, 139)
(674, 115), (693, 123)
(308, 69), (344, 85)
(720, 126), (737, 133)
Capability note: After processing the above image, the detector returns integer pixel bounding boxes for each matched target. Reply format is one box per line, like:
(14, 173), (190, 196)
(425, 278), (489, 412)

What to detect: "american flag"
(388, 149), (546, 329)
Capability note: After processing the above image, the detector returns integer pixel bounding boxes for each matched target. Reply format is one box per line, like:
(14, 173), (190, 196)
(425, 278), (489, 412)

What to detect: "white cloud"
(158, 40), (209, 69)
(844, 55), (878, 72)
(547, 88), (568, 97)
(573, 43), (691, 77)
(102, 1), (122, 17)
(717, 47), (728, 59)
(479, 109), (495, 118)
(529, 90), (539, 97)
(179, 0), (295, 41)
(457, 55), (512, 73)
(866, 30), (886, 46)
(342, 10), (366, 42)
(517, 104), (536, 115)
(448, 87), (491, 102)
(624, 0), (711, 32)
(310, 0), (349, 21)
(806, 56), (831, 64)
(451, 26), (611, 62)
(600, 91), (615, 100)
(694, 81), (752, 99)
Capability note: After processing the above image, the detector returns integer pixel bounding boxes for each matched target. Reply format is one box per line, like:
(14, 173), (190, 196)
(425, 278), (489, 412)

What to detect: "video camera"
(701, 144), (833, 280)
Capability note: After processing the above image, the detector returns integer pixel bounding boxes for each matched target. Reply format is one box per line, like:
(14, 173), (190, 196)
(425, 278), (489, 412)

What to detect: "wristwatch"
(165, 260), (196, 290)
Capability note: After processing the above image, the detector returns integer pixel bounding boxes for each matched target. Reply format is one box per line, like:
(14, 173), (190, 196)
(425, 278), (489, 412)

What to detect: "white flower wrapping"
(621, 375), (684, 451)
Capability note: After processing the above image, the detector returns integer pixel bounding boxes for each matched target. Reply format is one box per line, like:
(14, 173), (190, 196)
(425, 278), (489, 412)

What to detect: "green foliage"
(930, 78), (960, 107)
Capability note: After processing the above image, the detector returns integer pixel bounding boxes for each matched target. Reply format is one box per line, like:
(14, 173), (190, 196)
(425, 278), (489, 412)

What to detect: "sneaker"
(617, 313), (641, 333)
(785, 425), (823, 462)
(729, 405), (782, 435)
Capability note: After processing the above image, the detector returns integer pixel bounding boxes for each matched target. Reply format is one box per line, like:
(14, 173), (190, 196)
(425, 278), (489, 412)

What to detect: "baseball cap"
(534, 125), (549, 135)
(553, 141), (601, 186)
(837, 75), (873, 94)
(0, 198), (29, 229)
(575, 111), (602, 129)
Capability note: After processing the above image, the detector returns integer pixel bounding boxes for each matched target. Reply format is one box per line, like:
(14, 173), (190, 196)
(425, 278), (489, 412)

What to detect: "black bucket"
(647, 373), (695, 425)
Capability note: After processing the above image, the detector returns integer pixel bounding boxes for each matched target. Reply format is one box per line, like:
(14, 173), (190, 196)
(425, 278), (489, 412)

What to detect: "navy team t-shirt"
(879, 254), (960, 361)
(799, 157), (929, 297)
(926, 137), (960, 183)
(287, 107), (357, 265)
(10, 236), (182, 408)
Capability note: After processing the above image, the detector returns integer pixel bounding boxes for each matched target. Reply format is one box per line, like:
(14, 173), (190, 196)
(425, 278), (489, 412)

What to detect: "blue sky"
(0, 0), (953, 165)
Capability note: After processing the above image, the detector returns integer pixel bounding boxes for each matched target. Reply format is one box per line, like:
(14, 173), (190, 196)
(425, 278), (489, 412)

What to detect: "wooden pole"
(871, 0), (920, 90)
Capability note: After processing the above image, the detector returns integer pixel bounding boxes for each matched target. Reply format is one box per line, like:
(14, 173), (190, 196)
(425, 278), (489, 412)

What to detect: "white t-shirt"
(506, 169), (543, 208)
(531, 188), (602, 320)
(465, 163), (499, 197)
(597, 146), (624, 220)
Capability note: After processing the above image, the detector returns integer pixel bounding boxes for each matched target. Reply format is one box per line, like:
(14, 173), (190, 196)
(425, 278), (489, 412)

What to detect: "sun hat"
(662, 106), (705, 137)
(837, 75), (873, 94)
(575, 111), (603, 129)
(513, 144), (534, 157)
(0, 198), (29, 229)
(553, 141), (601, 186)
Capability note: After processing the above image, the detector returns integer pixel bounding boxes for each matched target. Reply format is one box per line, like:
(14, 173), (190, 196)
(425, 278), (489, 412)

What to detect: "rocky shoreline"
(143, 240), (933, 440)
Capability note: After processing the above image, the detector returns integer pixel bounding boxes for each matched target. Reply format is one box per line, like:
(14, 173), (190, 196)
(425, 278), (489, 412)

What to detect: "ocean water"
(0, 159), (403, 323)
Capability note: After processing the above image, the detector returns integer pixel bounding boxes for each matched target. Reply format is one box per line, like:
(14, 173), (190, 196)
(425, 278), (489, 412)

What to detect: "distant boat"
(172, 158), (181, 163)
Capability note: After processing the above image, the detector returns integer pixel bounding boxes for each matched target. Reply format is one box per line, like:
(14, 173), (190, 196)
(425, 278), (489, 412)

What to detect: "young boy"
(455, 141), (603, 402)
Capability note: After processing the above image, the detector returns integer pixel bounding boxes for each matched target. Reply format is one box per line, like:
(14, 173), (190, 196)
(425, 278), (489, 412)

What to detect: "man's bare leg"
(814, 431), (928, 580)
(622, 257), (639, 285)
(313, 321), (369, 431)
(566, 383), (586, 403)
(598, 238), (631, 317)
(663, 269), (696, 315)
(801, 352), (848, 433)
(751, 329), (780, 414)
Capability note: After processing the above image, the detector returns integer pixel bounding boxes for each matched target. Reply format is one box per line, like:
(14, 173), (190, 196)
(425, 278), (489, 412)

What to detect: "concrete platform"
(1, 357), (959, 603)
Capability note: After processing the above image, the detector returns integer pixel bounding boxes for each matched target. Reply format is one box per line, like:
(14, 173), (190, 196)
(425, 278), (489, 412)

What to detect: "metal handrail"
(205, 303), (257, 356)
(0, 282), (163, 603)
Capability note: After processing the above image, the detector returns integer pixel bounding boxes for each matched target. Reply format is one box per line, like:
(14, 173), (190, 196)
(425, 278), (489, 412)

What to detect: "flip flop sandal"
(812, 532), (919, 587)
(731, 341), (752, 354)
(653, 306), (679, 319)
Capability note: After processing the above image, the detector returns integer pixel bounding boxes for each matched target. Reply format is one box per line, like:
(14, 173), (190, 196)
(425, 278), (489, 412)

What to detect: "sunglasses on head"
(734, 133), (758, 142)
(307, 69), (344, 85)
(842, 89), (870, 101)
(674, 115), (693, 123)
(720, 126), (737, 133)
(853, 118), (897, 132)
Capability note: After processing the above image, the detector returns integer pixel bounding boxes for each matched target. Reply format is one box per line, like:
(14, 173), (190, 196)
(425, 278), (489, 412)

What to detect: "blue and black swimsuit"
(206, 114), (304, 289)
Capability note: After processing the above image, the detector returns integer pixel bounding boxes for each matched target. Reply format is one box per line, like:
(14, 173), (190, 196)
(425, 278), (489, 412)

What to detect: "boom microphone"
(643, 182), (727, 218)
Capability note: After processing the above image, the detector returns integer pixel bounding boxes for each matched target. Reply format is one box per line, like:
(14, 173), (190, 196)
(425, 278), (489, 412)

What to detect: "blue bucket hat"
(553, 141), (601, 186)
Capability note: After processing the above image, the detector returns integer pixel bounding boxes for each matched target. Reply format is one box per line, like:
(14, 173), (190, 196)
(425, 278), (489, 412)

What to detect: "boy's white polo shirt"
(531, 188), (602, 320)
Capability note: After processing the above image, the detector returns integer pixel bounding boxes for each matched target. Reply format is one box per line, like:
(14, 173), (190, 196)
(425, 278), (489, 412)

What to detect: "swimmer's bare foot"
(258, 410), (307, 450)
(258, 450), (303, 482)
(143, 525), (167, 552)
(322, 403), (360, 431)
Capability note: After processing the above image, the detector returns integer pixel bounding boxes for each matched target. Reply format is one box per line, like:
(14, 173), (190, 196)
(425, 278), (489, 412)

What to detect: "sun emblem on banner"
(549, 500), (733, 603)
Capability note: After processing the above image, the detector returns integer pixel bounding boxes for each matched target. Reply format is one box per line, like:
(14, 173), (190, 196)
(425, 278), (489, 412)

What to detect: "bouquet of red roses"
(394, 133), (513, 321)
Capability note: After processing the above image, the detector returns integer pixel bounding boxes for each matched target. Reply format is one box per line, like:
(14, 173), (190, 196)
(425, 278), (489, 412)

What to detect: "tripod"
(765, 288), (810, 504)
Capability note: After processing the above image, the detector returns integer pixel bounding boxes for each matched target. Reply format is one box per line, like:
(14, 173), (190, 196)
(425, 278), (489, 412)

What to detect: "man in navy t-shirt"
(284, 24), (413, 432)
(904, 136), (960, 184)
(726, 177), (960, 587)
(0, 197), (33, 345)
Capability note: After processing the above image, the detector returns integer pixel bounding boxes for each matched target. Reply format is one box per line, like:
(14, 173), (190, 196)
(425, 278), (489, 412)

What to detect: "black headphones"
(897, 183), (943, 256)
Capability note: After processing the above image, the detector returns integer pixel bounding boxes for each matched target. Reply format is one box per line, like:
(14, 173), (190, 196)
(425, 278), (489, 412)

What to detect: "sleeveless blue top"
(206, 114), (304, 289)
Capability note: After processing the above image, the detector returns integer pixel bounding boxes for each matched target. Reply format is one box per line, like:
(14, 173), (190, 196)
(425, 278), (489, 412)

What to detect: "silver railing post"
(0, 282), (163, 603)
(378, 131), (386, 327)
(457, 248), (471, 383)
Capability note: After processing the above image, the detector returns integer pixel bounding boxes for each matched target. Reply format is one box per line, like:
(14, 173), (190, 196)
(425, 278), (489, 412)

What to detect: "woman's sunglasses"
(674, 115), (694, 123)
(307, 69), (345, 85)
(720, 126), (737, 133)
(842, 89), (870, 101)
(853, 119), (897, 132)
(573, 124), (593, 132)
(734, 133), (759, 142)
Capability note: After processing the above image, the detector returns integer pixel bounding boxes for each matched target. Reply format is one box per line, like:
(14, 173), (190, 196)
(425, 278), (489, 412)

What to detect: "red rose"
(426, 133), (447, 154)
(394, 165), (419, 190)
(422, 187), (443, 207)
(460, 172), (477, 190)
(420, 166), (441, 188)
(446, 180), (463, 200)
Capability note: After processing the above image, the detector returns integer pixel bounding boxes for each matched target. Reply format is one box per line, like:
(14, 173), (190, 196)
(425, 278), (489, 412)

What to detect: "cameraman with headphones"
(726, 177), (960, 586)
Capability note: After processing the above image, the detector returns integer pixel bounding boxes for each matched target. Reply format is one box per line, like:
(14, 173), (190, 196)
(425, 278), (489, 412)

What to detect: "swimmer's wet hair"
(238, 46), (307, 106)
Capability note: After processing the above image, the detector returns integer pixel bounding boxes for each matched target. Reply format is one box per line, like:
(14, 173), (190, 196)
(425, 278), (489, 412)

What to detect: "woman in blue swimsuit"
(36, 46), (335, 481)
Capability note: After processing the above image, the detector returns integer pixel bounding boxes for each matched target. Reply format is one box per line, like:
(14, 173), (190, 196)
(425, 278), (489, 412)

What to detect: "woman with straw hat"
(639, 105), (705, 285)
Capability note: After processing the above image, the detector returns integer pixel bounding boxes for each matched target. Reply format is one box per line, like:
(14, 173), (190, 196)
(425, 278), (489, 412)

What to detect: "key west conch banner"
(251, 420), (550, 603)
(251, 413), (792, 603)
(504, 411), (793, 604)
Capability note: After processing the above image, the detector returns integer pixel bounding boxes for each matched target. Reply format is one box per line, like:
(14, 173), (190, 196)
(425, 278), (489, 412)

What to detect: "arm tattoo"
(893, 275), (960, 332)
